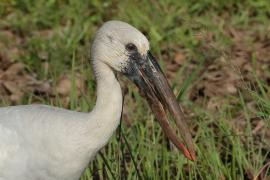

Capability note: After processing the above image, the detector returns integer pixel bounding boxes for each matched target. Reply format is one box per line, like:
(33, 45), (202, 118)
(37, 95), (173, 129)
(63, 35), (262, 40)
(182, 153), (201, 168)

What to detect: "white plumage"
(0, 21), (143, 180)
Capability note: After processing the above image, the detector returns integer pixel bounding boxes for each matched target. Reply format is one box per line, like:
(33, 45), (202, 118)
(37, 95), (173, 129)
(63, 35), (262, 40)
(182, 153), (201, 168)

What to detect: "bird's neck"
(45, 62), (123, 178)
(87, 61), (123, 148)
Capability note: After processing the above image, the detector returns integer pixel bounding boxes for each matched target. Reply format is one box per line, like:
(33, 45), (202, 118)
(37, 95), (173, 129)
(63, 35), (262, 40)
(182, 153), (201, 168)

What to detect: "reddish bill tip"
(182, 147), (196, 161)
(178, 142), (196, 161)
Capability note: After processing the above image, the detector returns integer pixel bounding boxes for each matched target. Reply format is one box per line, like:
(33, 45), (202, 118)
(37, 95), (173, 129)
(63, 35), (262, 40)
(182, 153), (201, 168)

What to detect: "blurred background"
(0, 0), (269, 179)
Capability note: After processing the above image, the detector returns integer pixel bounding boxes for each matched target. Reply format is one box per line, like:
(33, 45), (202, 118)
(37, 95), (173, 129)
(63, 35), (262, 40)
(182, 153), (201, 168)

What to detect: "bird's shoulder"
(0, 104), (81, 120)
(0, 104), (69, 113)
(0, 104), (86, 135)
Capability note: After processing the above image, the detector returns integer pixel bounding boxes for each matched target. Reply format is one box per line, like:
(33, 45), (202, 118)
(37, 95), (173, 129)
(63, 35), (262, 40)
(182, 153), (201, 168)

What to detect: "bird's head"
(91, 20), (196, 161)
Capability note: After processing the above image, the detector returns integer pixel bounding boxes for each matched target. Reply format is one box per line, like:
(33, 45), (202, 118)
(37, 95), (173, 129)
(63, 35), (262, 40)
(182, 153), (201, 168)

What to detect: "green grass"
(1, 0), (270, 179)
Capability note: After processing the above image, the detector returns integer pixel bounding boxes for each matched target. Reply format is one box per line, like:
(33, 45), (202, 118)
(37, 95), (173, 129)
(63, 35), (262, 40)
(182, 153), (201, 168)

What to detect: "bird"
(0, 20), (195, 180)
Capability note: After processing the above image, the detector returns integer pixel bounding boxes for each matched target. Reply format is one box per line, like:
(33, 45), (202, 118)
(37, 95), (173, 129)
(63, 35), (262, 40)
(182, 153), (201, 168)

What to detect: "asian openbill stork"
(0, 20), (195, 180)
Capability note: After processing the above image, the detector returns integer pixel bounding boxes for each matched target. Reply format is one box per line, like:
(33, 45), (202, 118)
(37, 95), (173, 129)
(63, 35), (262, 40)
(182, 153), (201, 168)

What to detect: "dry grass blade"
(253, 161), (270, 180)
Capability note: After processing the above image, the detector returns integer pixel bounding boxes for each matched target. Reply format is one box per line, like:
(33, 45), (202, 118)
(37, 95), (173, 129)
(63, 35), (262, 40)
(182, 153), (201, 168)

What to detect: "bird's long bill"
(127, 51), (196, 161)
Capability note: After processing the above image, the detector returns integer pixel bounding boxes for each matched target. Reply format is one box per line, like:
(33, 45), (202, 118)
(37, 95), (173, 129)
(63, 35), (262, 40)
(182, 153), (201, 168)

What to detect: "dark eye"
(125, 43), (137, 52)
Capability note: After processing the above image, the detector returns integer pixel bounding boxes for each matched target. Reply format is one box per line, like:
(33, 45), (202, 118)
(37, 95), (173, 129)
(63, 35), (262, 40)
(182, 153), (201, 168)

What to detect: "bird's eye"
(125, 43), (137, 52)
